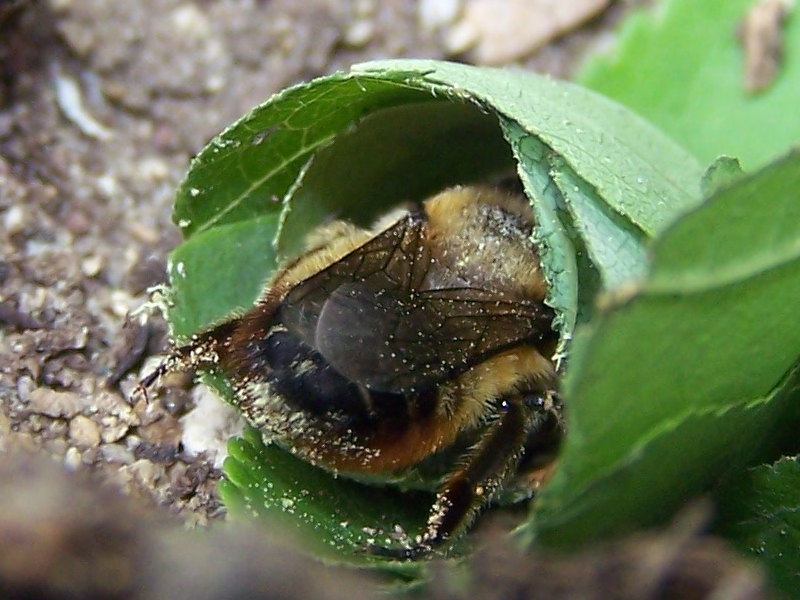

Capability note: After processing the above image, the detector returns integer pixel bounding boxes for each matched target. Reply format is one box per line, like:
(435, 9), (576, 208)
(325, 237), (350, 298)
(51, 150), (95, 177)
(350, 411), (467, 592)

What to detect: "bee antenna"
(133, 381), (150, 404)
(133, 334), (222, 404)
(135, 358), (173, 403)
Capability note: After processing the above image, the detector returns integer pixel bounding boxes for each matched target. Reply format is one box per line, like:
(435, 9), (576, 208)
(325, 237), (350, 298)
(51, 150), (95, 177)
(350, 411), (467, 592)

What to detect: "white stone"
(419, 0), (462, 29)
(69, 415), (101, 447)
(180, 385), (245, 469)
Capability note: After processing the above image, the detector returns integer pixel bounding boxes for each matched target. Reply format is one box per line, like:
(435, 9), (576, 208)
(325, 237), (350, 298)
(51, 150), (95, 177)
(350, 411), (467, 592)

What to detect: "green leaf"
(219, 428), (433, 573)
(353, 60), (703, 237)
(549, 154), (648, 291)
(166, 214), (279, 339)
(579, 0), (800, 168)
(527, 151), (800, 547)
(172, 75), (434, 239)
(715, 455), (800, 599)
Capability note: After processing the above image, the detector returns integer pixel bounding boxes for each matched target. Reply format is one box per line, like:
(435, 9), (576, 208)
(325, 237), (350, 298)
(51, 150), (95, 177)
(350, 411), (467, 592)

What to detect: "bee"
(141, 186), (563, 558)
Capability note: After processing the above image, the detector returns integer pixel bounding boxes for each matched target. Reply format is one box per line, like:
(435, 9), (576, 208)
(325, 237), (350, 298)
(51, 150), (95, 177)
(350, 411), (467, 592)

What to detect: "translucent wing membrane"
(279, 211), (555, 394)
(316, 283), (554, 393)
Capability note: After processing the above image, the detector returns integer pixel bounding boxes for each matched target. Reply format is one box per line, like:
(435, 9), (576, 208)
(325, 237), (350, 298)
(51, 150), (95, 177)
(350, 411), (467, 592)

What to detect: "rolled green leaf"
(162, 59), (706, 563)
(168, 59), (703, 343)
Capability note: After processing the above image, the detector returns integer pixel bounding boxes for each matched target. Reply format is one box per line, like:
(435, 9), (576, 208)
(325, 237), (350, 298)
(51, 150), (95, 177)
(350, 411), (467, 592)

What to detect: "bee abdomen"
(257, 328), (423, 429)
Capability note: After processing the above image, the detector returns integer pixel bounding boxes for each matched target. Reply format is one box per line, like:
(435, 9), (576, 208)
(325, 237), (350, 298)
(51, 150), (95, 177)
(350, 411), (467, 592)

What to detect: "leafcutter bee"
(141, 185), (563, 558)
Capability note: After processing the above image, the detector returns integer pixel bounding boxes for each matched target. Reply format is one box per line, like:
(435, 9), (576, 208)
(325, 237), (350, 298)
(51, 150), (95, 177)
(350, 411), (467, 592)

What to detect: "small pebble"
(81, 255), (104, 278)
(64, 446), (83, 471)
(4, 205), (26, 234)
(100, 443), (136, 465)
(344, 19), (374, 47)
(418, 0), (462, 29)
(27, 388), (85, 419)
(69, 414), (102, 447)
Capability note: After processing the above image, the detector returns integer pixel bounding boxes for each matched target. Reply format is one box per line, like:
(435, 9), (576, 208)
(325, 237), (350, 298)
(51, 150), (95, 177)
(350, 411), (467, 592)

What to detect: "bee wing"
(315, 282), (554, 394)
(285, 212), (427, 305)
(279, 212), (429, 345)
(280, 210), (554, 394)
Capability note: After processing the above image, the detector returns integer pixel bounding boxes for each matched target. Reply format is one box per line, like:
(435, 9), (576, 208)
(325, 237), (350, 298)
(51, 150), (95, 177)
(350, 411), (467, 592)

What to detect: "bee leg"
(367, 393), (560, 559)
(135, 324), (235, 399)
(135, 346), (193, 401)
